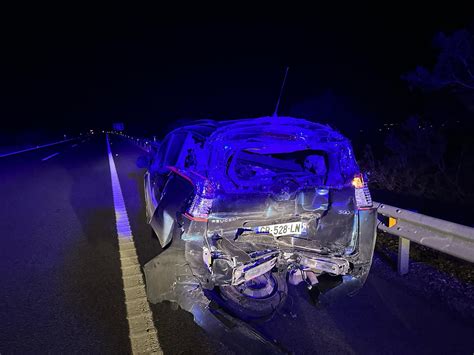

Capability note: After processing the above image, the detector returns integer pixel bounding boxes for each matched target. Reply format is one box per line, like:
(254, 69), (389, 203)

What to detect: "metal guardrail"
(111, 132), (160, 153)
(374, 202), (474, 275)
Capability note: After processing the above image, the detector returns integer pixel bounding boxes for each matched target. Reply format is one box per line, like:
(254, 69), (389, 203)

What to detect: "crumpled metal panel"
(143, 240), (285, 354)
(204, 117), (358, 192)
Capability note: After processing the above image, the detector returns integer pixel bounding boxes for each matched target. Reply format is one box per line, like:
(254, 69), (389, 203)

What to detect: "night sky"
(1, 5), (472, 139)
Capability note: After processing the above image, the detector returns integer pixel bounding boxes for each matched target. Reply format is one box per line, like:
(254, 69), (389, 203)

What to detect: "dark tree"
(402, 29), (474, 116)
(361, 115), (473, 203)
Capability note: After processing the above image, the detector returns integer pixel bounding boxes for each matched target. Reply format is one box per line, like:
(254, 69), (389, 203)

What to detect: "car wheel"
(215, 270), (288, 320)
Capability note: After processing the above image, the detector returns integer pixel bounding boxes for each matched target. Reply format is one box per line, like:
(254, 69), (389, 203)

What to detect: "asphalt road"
(0, 134), (472, 354)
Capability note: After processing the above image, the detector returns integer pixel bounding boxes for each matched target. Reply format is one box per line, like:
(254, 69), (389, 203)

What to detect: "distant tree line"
(361, 27), (474, 204)
(360, 116), (473, 203)
(402, 28), (474, 112)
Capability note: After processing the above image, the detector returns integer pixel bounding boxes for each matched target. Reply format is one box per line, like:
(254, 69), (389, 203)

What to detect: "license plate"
(256, 222), (305, 237)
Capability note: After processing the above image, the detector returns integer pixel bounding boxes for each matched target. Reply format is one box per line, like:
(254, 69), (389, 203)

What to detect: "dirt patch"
(375, 231), (474, 320)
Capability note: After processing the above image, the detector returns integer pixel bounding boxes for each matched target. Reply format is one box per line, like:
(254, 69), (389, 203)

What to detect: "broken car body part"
(142, 116), (377, 320)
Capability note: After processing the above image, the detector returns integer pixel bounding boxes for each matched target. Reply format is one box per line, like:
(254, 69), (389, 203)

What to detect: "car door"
(148, 132), (193, 247)
(149, 172), (195, 247)
(144, 136), (170, 221)
(144, 171), (158, 221)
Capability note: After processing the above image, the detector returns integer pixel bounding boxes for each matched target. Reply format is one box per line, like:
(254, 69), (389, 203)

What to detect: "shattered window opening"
(231, 149), (329, 186)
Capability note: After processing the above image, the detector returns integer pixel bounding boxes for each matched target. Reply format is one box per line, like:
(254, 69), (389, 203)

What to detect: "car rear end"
(179, 118), (377, 304)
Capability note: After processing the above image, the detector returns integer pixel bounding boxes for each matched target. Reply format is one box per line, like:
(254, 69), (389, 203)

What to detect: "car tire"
(215, 270), (288, 320)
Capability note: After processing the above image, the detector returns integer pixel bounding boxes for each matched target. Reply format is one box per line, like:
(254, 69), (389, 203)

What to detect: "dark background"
(1, 5), (473, 141)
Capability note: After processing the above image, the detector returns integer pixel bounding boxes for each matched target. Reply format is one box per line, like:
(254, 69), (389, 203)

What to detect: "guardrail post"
(398, 237), (410, 275)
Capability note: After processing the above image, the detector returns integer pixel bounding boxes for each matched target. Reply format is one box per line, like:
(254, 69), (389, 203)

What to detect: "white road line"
(71, 144), (78, 147)
(106, 134), (162, 354)
(41, 152), (60, 161)
(0, 138), (76, 158)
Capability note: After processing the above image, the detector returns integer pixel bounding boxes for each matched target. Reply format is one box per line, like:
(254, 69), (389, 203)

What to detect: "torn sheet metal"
(143, 240), (285, 354)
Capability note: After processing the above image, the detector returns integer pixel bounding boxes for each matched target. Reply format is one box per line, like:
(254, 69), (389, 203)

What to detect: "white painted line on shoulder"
(106, 134), (162, 354)
(0, 138), (77, 158)
(41, 152), (60, 161)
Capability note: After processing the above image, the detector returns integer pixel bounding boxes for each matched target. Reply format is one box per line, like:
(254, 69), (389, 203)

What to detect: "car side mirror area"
(136, 155), (151, 169)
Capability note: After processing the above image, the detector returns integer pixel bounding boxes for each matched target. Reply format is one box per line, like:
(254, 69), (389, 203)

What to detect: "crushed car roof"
(171, 116), (347, 143)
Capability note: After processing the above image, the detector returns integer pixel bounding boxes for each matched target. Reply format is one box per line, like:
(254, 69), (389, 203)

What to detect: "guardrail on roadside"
(374, 202), (474, 275)
(111, 132), (160, 153)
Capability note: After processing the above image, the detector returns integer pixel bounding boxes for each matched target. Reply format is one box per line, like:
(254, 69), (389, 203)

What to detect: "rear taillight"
(352, 173), (373, 209)
(351, 174), (364, 189)
(186, 180), (215, 221)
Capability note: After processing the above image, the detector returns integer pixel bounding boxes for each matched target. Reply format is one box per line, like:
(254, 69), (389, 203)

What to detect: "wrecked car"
(139, 116), (377, 318)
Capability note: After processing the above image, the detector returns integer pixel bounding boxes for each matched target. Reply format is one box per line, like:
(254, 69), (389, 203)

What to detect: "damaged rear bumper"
(197, 208), (377, 294)
(215, 249), (351, 287)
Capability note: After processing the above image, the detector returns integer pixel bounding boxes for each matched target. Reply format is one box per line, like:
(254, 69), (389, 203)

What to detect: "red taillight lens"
(352, 173), (373, 209)
(184, 212), (209, 222)
(187, 195), (212, 221)
(186, 179), (215, 221)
